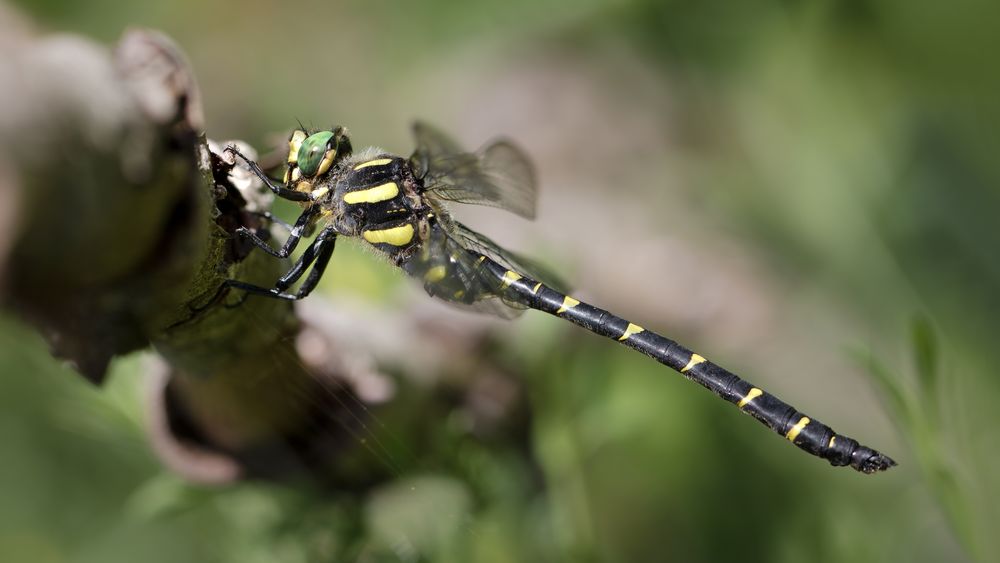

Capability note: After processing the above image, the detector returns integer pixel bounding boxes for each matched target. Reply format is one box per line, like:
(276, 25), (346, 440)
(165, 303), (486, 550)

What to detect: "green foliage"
(855, 317), (991, 562)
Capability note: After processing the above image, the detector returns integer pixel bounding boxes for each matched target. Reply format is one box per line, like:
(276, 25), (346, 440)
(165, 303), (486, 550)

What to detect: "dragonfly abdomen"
(478, 255), (896, 474)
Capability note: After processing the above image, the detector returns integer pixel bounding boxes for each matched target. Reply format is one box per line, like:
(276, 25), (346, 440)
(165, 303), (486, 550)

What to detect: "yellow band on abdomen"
(500, 271), (522, 289)
(680, 354), (706, 373)
(424, 265), (447, 283)
(556, 296), (580, 314)
(737, 388), (763, 408)
(618, 323), (645, 341)
(785, 417), (810, 442)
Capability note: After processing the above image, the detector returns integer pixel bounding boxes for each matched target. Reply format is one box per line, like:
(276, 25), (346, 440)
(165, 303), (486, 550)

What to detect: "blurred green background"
(2, 0), (999, 561)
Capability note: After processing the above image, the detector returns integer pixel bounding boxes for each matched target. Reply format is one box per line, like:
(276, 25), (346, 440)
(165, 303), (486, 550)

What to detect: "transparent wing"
(400, 222), (526, 319)
(410, 122), (538, 219)
(410, 121), (463, 174)
(449, 222), (569, 294)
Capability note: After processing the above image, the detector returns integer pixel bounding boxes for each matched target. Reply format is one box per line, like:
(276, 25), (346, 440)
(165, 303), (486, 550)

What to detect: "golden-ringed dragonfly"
(222, 122), (896, 474)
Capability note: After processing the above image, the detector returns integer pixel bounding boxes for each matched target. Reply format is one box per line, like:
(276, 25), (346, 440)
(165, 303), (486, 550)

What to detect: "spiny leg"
(184, 207), (324, 314)
(250, 210), (294, 233)
(238, 205), (319, 259)
(292, 231), (337, 297)
(223, 227), (338, 302)
(274, 226), (335, 291)
(226, 145), (313, 202)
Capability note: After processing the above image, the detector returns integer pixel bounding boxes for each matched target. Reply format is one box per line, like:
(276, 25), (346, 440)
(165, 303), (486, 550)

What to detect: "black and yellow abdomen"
(473, 254), (897, 473)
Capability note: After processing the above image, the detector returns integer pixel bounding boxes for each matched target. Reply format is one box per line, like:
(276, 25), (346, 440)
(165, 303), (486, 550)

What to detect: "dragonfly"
(222, 122), (896, 474)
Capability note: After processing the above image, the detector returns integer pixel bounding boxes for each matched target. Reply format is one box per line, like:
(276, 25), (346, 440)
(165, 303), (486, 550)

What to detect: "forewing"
(411, 121), (464, 170)
(410, 122), (538, 219)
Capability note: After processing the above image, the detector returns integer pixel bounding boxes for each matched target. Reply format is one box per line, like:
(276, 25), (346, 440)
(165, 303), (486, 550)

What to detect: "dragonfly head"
(284, 126), (353, 183)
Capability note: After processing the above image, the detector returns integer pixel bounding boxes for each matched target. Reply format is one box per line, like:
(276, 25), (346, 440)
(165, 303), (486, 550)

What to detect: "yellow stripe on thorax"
(785, 417), (810, 442)
(618, 323), (645, 341)
(353, 158), (393, 170)
(737, 387), (763, 408)
(680, 353), (706, 373)
(344, 182), (399, 204)
(363, 223), (414, 246)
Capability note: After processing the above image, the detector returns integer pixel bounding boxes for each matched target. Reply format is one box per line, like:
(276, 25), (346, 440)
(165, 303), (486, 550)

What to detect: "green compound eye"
(297, 131), (336, 177)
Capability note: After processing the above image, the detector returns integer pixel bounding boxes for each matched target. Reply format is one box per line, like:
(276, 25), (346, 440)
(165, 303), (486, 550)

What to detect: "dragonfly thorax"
(322, 151), (433, 264)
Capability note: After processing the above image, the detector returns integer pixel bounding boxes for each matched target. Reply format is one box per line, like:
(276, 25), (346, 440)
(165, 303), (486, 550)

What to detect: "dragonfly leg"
(222, 226), (338, 303)
(226, 145), (313, 202)
(237, 205), (318, 259)
(275, 227), (337, 292)
(250, 210), (294, 233)
(286, 230), (336, 298)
